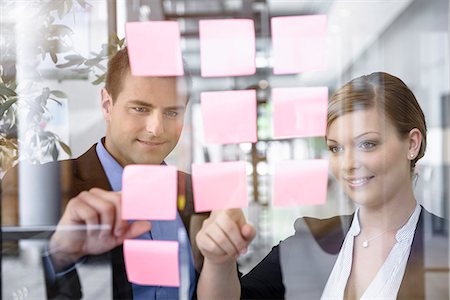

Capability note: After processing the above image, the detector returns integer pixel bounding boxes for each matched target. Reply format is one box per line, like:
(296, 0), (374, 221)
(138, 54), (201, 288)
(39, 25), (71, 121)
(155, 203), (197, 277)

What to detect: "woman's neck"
(358, 189), (417, 233)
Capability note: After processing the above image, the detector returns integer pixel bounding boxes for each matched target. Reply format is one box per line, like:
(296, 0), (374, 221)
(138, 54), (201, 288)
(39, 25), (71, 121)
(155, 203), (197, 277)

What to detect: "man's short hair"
(104, 46), (192, 103)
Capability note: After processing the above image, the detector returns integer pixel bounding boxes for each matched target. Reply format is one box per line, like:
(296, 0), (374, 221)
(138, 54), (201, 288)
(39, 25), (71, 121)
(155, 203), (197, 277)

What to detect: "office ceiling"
(121, 0), (414, 94)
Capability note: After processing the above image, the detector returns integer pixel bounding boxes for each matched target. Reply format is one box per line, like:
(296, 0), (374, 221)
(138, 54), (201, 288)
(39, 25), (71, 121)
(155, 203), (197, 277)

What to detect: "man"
(1, 47), (207, 299)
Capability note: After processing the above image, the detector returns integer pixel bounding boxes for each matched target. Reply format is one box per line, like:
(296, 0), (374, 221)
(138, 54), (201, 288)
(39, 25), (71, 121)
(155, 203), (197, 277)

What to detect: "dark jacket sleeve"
(43, 264), (83, 300)
(240, 245), (284, 299)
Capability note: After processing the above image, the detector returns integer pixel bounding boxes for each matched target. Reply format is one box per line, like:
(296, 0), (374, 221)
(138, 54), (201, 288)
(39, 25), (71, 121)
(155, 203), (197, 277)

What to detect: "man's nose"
(146, 112), (164, 137)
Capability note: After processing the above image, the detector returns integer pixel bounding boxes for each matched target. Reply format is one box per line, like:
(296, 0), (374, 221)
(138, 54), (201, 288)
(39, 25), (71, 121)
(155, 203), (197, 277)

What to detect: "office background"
(0, 0), (449, 298)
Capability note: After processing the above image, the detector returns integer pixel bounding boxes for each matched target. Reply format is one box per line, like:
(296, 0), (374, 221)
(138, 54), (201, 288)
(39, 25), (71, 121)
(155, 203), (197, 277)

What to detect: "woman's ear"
(101, 88), (113, 121)
(407, 128), (422, 160)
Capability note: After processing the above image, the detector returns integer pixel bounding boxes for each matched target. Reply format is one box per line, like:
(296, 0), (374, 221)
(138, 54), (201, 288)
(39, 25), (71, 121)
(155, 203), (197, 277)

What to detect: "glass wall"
(1, 0), (448, 298)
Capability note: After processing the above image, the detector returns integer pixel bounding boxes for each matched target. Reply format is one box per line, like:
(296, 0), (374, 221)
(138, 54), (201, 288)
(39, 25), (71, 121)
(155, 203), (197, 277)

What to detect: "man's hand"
(49, 188), (151, 272)
(196, 208), (256, 265)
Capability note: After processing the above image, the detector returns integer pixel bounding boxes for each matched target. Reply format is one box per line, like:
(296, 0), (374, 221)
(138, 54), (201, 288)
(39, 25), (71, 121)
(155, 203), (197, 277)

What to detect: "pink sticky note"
(273, 159), (328, 206)
(273, 87), (328, 139)
(192, 161), (248, 212)
(122, 165), (177, 220)
(201, 90), (257, 144)
(271, 15), (327, 74)
(124, 240), (179, 286)
(199, 19), (256, 77)
(126, 21), (184, 76)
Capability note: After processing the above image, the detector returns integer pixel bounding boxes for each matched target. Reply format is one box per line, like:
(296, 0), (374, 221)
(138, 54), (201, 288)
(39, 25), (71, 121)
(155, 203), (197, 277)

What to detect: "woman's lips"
(345, 176), (374, 189)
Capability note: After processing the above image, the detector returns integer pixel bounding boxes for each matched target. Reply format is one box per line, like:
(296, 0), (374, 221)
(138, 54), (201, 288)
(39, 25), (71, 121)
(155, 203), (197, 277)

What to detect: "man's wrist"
(48, 239), (83, 272)
(43, 246), (84, 284)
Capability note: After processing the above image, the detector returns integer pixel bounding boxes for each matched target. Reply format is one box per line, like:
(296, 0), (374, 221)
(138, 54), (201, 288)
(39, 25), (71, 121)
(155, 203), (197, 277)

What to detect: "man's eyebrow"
(128, 100), (153, 107)
(165, 105), (186, 110)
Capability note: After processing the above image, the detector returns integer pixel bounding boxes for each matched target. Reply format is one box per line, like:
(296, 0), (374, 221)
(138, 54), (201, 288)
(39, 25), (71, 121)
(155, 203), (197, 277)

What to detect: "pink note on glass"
(126, 21), (184, 76)
(271, 15), (327, 74)
(192, 161), (248, 212)
(273, 159), (329, 206)
(124, 240), (179, 286)
(272, 87), (328, 139)
(199, 19), (256, 77)
(122, 165), (177, 220)
(201, 90), (257, 144)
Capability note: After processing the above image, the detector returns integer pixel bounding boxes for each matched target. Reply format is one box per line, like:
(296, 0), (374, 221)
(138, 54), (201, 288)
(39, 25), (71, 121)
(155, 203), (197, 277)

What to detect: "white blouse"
(321, 203), (421, 299)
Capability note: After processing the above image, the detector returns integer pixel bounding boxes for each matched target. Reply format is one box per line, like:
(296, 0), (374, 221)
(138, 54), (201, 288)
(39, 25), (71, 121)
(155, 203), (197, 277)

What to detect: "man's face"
(102, 73), (186, 166)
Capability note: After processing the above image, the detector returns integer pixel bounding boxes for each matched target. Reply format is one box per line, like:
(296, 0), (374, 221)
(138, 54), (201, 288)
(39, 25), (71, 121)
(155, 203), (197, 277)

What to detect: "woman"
(195, 72), (448, 299)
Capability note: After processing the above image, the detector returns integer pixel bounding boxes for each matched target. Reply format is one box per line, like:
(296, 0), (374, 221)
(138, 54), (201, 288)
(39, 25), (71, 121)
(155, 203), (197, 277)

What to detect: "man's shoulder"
(1, 143), (104, 194)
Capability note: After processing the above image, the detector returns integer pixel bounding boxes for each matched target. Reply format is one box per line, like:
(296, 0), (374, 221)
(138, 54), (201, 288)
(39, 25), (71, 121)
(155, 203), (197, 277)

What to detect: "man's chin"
(130, 152), (168, 165)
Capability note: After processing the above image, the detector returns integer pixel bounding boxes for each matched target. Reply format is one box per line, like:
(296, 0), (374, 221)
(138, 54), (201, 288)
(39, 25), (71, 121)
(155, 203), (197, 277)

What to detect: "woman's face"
(326, 107), (413, 208)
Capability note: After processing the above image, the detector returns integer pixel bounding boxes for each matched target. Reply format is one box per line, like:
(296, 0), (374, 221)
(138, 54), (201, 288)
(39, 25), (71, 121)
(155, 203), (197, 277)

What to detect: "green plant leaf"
(0, 98), (17, 118)
(41, 0), (61, 14)
(48, 24), (73, 38)
(7, 80), (17, 91)
(95, 64), (106, 72)
(118, 37), (125, 48)
(57, 1), (66, 19)
(51, 143), (59, 161)
(0, 84), (17, 97)
(50, 90), (68, 98)
(56, 60), (83, 68)
(58, 140), (72, 156)
(84, 57), (103, 67)
(49, 98), (63, 105)
(63, 54), (85, 62)
(91, 73), (106, 85)
(76, 0), (90, 8)
(50, 51), (58, 64)
(58, 0), (73, 20)
(72, 68), (91, 74)
(111, 33), (120, 45)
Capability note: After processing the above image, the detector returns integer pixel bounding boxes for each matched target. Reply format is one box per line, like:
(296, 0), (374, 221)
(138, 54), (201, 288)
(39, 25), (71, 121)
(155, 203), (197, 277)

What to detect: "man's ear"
(407, 128), (422, 160)
(101, 88), (113, 121)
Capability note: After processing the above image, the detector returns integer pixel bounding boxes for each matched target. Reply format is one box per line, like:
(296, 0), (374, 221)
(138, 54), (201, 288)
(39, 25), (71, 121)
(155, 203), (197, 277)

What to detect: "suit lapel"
(397, 209), (425, 299)
(72, 143), (132, 299)
(71, 144), (111, 193)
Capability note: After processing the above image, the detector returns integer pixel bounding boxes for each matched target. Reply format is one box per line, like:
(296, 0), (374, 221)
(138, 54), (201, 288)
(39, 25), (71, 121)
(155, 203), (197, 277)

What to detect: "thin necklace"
(361, 229), (394, 248)
(360, 209), (414, 248)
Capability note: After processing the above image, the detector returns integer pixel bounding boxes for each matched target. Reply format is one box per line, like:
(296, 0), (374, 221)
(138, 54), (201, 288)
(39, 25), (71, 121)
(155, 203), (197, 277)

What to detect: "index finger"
(88, 188), (128, 237)
(215, 212), (250, 254)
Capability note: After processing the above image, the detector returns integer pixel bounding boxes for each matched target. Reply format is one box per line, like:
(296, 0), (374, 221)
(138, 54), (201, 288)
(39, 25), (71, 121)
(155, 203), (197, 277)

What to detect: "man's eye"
(132, 107), (147, 113)
(165, 111), (178, 118)
(328, 145), (343, 153)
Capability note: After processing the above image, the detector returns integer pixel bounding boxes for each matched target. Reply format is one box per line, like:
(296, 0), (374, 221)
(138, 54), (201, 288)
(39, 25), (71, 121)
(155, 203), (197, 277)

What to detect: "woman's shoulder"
(420, 205), (448, 225)
(281, 214), (354, 255)
(293, 214), (353, 235)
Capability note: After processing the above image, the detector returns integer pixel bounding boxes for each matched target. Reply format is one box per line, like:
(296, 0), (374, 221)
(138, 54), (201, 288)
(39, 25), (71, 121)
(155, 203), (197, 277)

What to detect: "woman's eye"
(328, 145), (343, 153)
(359, 141), (376, 150)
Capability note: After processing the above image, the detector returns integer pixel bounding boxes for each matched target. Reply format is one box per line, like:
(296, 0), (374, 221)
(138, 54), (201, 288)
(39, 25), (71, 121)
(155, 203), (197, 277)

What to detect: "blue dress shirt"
(96, 141), (196, 299)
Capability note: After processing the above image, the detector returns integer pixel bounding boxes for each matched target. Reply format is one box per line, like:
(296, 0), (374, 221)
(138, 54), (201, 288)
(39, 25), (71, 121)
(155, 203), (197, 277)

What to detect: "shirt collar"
(95, 138), (169, 192)
(395, 202), (421, 242)
(349, 208), (361, 237)
(96, 138), (123, 191)
(347, 202), (421, 242)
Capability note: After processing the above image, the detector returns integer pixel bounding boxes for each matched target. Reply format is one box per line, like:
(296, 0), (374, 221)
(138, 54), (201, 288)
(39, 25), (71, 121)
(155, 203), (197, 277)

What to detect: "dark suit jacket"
(241, 208), (449, 299)
(1, 143), (208, 299)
